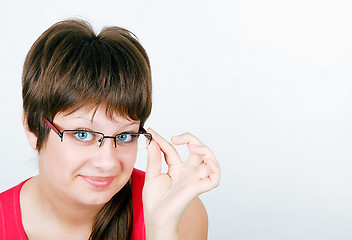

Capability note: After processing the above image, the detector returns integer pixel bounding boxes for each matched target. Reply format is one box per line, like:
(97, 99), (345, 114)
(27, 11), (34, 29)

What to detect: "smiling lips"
(80, 175), (114, 188)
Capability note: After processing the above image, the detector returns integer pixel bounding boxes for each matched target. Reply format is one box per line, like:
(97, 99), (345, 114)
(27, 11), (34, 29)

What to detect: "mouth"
(79, 175), (115, 189)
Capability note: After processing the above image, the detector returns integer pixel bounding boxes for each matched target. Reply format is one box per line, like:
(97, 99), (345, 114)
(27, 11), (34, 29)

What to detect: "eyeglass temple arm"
(44, 118), (63, 138)
(139, 127), (152, 141)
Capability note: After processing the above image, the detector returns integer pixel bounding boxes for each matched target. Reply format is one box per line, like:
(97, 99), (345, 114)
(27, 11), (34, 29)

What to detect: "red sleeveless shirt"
(0, 168), (146, 240)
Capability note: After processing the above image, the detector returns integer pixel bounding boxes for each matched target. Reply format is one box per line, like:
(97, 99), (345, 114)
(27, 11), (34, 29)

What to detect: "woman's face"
(37, 106), (140, 207)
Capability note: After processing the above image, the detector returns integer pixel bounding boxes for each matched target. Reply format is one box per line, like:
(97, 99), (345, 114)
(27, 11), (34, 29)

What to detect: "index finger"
(147, 128), (182, 165)
(171, 132), (204, 146)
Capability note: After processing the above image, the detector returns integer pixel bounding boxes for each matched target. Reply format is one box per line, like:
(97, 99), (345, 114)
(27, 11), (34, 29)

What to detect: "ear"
(22, 114), (38, 150)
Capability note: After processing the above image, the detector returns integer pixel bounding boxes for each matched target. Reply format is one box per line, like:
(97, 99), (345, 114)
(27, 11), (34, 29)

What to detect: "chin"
(79, 190), (116, 207)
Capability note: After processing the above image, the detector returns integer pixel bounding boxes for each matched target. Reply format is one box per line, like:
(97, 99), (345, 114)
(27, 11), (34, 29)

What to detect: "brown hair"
(22, 19), (152, 239)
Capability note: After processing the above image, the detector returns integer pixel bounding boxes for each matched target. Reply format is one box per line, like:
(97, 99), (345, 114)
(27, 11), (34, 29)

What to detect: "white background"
(1, 0), (352, 239)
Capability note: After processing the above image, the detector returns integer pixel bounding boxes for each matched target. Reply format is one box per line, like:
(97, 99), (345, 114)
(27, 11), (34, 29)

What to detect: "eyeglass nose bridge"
(98, 136), (117, 148)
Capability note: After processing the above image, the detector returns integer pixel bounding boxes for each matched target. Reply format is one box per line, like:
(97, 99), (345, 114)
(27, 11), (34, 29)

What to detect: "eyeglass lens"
(61, 130), (150, 151)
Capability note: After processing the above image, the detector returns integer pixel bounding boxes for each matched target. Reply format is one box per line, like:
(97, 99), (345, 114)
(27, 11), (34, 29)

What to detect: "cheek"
(119, 151), (138, 169)
(39, 135), (85, 179)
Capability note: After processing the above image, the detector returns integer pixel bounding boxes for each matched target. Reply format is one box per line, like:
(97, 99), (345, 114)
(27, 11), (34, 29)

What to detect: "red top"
(0, 168), (146, 240)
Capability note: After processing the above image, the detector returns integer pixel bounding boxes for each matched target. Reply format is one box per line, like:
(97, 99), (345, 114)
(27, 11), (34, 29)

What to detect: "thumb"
(145, 129), (162, 179)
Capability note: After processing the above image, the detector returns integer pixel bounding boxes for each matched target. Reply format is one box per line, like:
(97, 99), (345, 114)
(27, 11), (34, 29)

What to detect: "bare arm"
(178, 197), (208, 240)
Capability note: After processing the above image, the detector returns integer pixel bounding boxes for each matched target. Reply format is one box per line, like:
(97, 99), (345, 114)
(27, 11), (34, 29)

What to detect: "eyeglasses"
(44, 118), (152, 151)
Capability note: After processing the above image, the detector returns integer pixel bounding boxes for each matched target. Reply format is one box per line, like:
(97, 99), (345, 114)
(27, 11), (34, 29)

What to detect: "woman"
(0, 19), (220, 240)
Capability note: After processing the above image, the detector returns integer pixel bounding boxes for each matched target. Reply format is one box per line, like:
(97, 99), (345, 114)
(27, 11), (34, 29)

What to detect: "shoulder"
(178, 197), (208, 239)
(0, 180), (26, 209)
(0, 185), (18, 237)
(0, 179), (30, 239)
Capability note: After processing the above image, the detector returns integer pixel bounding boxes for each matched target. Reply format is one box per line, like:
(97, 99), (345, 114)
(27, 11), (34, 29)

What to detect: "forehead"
(56, 105), (140, 126)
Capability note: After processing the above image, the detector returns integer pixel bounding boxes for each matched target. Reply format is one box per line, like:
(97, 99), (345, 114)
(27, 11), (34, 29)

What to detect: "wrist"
(145, 224), (179, 240)
(145, 217), (179, 240)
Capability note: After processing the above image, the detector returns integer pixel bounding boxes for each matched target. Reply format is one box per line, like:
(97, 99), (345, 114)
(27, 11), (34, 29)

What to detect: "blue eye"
(116, 133), (133, 143)
(75, 131), (94, 142)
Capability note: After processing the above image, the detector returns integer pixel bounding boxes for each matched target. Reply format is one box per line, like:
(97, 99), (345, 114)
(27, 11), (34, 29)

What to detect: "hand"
(142, 128), (221, 238)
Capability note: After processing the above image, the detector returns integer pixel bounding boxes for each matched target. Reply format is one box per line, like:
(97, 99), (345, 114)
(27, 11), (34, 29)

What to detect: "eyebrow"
(122, 121), (140, 126)
(73, 116), (140, 127)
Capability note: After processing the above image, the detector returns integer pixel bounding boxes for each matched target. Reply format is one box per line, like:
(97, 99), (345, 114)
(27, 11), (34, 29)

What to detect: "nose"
(98, 136), (116, 148)
(92, 137), (119, 171)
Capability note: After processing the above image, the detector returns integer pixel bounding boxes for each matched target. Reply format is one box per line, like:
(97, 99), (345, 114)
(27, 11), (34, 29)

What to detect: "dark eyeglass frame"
(44, 118), (152, 148)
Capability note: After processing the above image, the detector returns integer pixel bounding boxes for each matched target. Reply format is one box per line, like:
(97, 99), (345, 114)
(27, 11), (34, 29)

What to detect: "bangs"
(45, 25), (151, 125)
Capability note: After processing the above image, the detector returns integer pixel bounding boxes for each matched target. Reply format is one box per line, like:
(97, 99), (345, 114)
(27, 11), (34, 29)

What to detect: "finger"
(188, 144), (221, 189)
(185, 145), (205, 166)
(171, 133), (204, 166)
(171, 132), (203, 146)
(188, 144), (219, 168)
(197, 159), (221, 193)
(145, 136), (162, 179)
(202, 158), (221, 192)
(198, 174), (221, 194)
(184, 143), (217, 167)
(198, 163), (211, 179)
(187, 154), (204, 166)
(148, 128), (182, 165)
